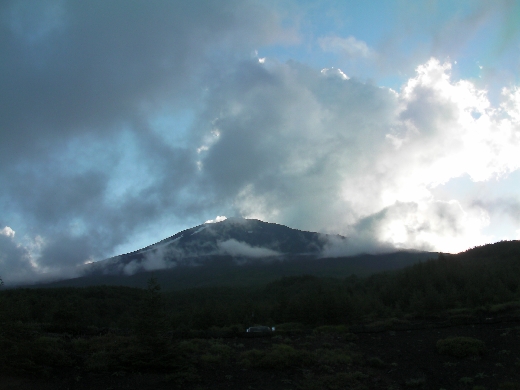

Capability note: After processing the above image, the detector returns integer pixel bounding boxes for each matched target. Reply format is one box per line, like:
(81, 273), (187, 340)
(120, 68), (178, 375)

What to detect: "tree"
(134, 277), (168, 354)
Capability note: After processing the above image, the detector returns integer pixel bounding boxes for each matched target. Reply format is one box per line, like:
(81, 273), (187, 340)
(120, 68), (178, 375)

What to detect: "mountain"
(88, 218), (339, 275)
(29, 218), (437, 290)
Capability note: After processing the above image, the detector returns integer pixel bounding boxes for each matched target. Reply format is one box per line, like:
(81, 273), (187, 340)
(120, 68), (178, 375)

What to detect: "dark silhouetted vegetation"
(0, 241), (519, 389)
(436, 336), (486, 358)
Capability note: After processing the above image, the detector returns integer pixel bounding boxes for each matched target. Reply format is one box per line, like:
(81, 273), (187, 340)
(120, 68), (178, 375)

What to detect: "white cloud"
(218, 239), (280, 258)
(319, 35), (374, 59)
(393, 59), (520, 183)
(0, 226), (15, 238)
(376, 201), (491, 253)
(320, 67), (349, 80)
(205, 216), (228, 224)
(141, 246), (170, 272)
(321, 234), (395, 258)
(122, 260), (140, 276)
(0, 230), (37, 284)
(122, 243), (182, 275)
(198, 57), (520, 254)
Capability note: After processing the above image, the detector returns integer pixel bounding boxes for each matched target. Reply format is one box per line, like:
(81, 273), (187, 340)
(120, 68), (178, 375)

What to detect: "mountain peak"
(90, 219), (343, 276)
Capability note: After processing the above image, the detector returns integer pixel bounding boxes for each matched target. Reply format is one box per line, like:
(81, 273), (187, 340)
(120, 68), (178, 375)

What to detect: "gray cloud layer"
(0, 0), (296, 283)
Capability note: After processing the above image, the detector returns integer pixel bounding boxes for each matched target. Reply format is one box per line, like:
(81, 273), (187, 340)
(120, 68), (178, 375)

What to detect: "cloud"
(196, 58), (519, 254)
(1, 1), (519, 284)
(0, 227), (36, 284)
(0, 226), (15, 238)
(0, 0), (297, 283)
(122, 244), (179, 276)
(320, 234), (395, 258)
(205, 216), (228, 224)
(319, 35), (374, 59)
(218, 239), (280, 258)
(320, 67), (349, 80)
(472, 197), (520, 223)
(115, 229), (282, 275)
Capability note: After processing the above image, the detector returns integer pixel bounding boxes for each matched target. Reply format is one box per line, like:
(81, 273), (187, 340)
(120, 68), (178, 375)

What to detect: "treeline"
(0, 285), (143, 331)
(1, 241), (519, 332)
(1, 241), (519, 378)
(167, 242), (520, 328)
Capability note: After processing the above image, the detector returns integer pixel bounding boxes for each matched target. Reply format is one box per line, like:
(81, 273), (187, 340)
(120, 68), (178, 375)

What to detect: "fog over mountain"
(30, 218), (434, 290)
(87, 218), (348, 276)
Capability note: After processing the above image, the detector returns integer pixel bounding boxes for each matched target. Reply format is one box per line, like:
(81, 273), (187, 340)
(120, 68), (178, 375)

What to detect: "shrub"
(320, 372), (366, 389)
(178, 339), (208, 354)
(0, 330), (76, 377)
(199, 342), (233, 365)
(460, 377), (474, 384)
(262, 344), (311, 368)
(239, 349), (265, 367)
(209, 342), (232, 358)
(164, 366), (201, 385)
(240, 344), (313, 369)
(499, 383), (520, 390)
(405, 377), (426, 387)
(208, 324), (244, 337)
(365, 356), (385, 368)
(436, 337), (486, 358)
(84, 334), (141, 372)
(200, 353), (224, 364)
(71, 338), (90, 354)
(33, 336), (73, 368)
(366, 317), (410, 330)
(489, 301), (520, 313)
(315, 348), (352, 366)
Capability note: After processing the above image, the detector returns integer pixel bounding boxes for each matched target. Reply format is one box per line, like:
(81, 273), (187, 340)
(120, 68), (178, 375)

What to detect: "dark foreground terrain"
(2, 241), (520, 389)
(1, 314), (520, 390)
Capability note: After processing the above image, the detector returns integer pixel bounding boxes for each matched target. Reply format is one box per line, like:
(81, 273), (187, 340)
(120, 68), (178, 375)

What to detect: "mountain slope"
(89, 218), (339, 275)
(31, 218), (436, 290)
(40, 251), (436, 290)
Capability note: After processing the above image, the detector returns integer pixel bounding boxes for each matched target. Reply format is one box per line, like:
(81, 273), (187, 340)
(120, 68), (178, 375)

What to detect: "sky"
(1, 0), (520, 284)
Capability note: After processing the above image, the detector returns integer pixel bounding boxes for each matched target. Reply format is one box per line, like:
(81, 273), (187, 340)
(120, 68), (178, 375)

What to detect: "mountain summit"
(35, 219), (435, 290)
(90, 218), (343, 275)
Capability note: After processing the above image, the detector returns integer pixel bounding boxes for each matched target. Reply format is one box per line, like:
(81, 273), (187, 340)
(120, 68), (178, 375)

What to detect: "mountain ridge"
(89, 218), (344, 276)
(25, 218), (438, 290)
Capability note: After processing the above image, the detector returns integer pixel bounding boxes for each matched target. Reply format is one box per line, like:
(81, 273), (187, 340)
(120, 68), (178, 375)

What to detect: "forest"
(1, 240), (520, 389)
